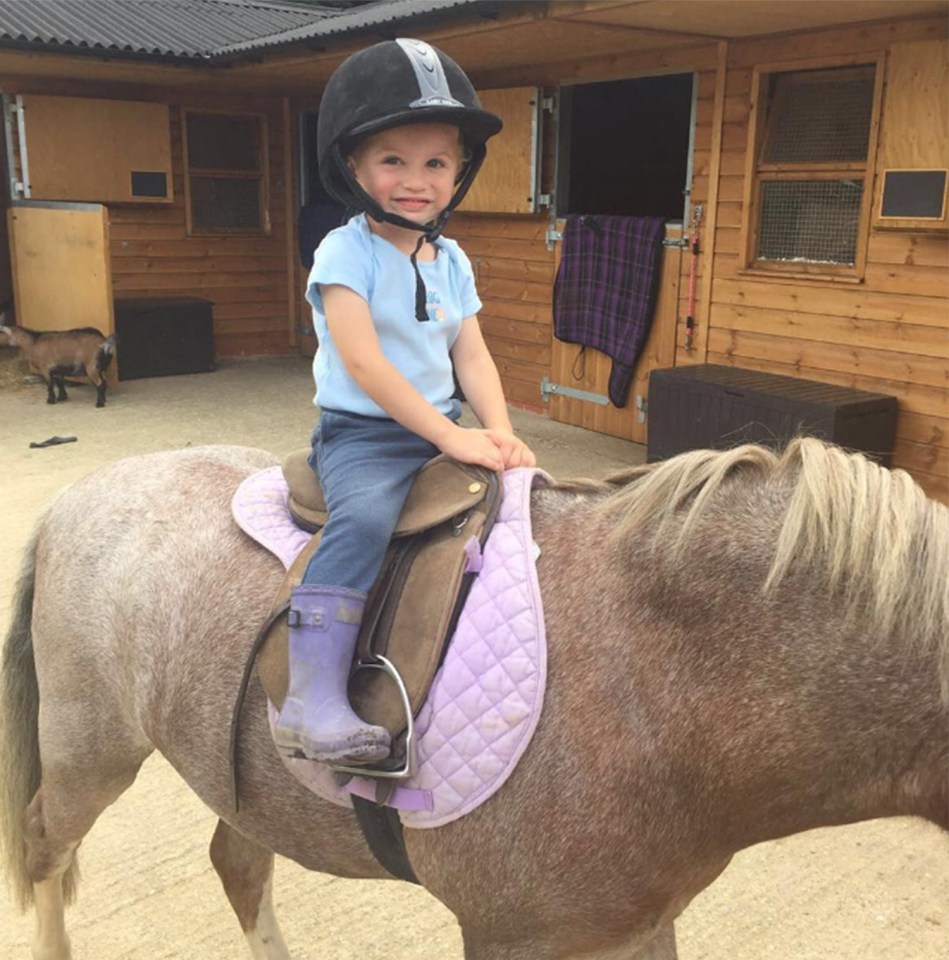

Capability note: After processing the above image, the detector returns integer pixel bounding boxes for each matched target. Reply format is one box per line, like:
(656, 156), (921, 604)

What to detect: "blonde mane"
(591, 438), (948, 651)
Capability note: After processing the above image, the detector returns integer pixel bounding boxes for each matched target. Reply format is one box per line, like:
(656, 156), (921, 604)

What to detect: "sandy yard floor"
(0, 350), (946, 960)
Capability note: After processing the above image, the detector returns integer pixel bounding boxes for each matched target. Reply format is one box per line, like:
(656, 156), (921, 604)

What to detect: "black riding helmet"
(317, 38), (502, 240)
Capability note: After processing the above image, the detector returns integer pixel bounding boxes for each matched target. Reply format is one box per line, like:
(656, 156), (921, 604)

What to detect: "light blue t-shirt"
(306, 214), (482, 417)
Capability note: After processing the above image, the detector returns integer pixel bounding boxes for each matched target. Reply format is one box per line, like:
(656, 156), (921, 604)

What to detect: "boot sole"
(274, 730), (391, 765)
(278, 742), (391, 764)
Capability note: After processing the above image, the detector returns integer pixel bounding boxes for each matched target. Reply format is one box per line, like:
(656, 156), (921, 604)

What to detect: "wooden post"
(691, 39), (728, 366)
(283, 97), (297, 352)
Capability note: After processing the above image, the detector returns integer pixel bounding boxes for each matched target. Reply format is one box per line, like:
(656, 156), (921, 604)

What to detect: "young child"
(274, 38), (536, 766)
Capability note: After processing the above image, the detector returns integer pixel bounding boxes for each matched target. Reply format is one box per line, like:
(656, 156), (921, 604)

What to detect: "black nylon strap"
(409, 249), (428, 323)
(410, 235), (430, 323)
(351, 795), (420, 884)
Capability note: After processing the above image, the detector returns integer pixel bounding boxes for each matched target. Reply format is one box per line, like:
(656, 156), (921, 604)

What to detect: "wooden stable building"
(0, 0), (946, 499)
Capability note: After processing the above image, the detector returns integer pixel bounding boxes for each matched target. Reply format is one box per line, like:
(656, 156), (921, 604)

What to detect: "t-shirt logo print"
(427, 289), (445, 322)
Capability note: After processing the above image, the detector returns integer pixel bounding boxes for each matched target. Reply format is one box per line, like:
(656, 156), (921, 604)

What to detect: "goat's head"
(0, 324), (29, 349)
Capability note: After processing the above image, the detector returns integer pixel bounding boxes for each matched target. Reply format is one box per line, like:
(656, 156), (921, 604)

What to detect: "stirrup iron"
(329, 654), (417, 780)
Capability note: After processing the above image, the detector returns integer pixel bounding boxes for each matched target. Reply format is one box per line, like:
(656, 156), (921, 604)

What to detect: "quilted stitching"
(238, 466), (550, 827)
(233, 465), (311, 569)
(403, 470), (548, 826)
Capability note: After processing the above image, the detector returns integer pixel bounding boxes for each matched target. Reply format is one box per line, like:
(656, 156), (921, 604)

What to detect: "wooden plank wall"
(0, 74), (295, 359)
(460, 16), (947, 499)
(454, 44), (721, 415)
(449, 212), (555, 411)
(687, 16), (949, 501)
(109, 104), (291, 357)
(4, 14), (943, 498)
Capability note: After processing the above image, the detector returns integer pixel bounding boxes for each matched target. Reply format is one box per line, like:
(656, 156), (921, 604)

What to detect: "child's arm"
(452, 316), (536, 469)
(323, 284), (504, 471)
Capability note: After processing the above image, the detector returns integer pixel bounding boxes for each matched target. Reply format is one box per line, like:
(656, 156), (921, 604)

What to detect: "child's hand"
(486, 429), (537, 469)
(439, 425), (505, 472)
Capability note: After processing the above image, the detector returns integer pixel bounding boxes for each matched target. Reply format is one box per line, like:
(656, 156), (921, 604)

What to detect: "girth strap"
(351, 797), (420, 884)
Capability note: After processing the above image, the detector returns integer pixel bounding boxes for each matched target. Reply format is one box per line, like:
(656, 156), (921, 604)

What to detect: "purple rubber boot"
(273, 585), (391, 763)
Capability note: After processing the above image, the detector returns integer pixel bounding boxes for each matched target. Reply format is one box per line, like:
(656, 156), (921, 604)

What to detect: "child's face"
(348, 123), (462, 227)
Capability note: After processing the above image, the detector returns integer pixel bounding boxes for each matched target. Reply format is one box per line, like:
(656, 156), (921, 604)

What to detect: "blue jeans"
(302, 404), (460, 593)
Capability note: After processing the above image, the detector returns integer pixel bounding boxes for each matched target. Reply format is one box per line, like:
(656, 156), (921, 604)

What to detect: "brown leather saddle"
(234, 449), (502, 790)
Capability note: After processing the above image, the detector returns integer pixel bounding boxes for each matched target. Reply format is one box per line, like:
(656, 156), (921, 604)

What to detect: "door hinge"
(545, 222), (562, 250)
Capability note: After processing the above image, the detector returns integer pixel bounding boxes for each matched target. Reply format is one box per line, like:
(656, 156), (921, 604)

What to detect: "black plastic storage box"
(114, 297), (214, 380)
(647, 364), (897, 465)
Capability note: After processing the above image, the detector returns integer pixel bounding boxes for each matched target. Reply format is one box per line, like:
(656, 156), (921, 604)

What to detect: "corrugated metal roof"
(215, 0), (495, 56)
(0, 0), (357, 61)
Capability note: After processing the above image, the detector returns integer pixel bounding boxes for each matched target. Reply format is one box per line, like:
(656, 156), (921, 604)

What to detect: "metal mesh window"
(190, 177), (262, 231)
(758, 180), (863, 265)
(751, 64), (876, 270)
(764, 74), (875, 164)
(186, 112), (266, 233)
(186, 115), (261, 172)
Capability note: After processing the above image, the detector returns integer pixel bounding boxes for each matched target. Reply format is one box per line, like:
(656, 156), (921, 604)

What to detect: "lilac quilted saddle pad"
(233, 464), (550, 828)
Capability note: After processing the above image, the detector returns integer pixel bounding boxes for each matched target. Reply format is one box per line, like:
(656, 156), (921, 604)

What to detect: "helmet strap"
(409, 234), (429, 323)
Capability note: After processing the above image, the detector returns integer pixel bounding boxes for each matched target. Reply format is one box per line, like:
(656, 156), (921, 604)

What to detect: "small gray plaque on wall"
(130, 170), (169, 198)
(879, 169), (947, 219)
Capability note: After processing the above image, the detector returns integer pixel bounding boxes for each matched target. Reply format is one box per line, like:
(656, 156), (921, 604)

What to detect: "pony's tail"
(0, 525), (80, 910)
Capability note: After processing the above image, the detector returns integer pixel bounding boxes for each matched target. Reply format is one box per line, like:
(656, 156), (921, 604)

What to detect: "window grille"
(758, 179), (863, 265)
(749, 65), (877, 273)
(185, 112), (267, 234)
(764, 75), (875, 164)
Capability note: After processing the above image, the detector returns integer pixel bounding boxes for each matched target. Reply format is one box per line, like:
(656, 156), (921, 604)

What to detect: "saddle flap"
(285, 449), (493, 536)
(258, 459), (501, 744)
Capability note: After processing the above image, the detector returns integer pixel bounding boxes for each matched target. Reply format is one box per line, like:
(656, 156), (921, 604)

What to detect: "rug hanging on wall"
(552, 214), (666, 408)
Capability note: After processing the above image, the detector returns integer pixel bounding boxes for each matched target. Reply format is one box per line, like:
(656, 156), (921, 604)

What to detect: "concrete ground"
(1, 354), (946, 960)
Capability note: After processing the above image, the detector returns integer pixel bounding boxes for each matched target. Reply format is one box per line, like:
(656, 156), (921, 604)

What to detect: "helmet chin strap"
(333, 142), (487, 322)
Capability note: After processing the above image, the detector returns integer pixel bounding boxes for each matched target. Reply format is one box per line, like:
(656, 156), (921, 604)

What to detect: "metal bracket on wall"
(540, 376), (609, 406)
(1, 93), (27, 200)
(10, 94), (29, 199)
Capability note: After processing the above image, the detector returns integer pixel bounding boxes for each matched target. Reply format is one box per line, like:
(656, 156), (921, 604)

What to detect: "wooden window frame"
(739, 54), (885, 283)
(182, 109), (270, 236)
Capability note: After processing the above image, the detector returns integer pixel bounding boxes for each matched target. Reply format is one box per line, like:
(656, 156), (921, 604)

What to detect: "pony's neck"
(697, 630), (949, 848)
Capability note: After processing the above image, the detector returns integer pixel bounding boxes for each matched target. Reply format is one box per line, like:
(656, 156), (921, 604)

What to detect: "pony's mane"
(570, 439), (947, 652)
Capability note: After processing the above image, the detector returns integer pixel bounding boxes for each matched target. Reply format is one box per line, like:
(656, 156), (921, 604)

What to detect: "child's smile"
(349, 123), (463, 243)
(393, 196), (434, 215)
